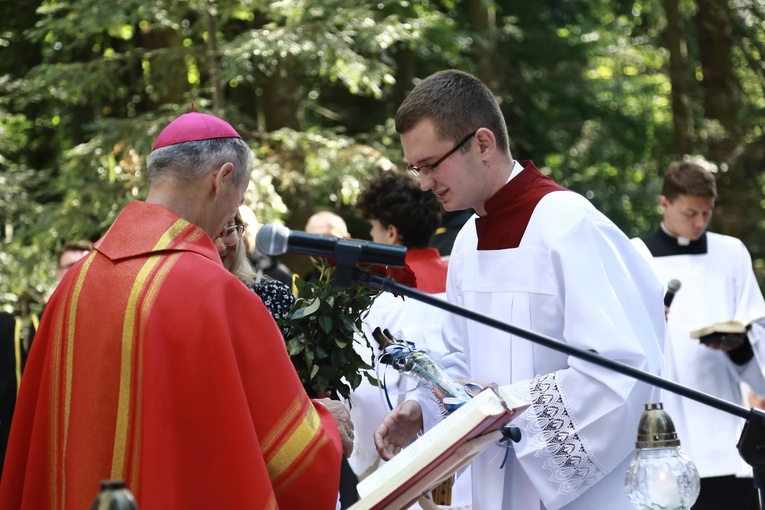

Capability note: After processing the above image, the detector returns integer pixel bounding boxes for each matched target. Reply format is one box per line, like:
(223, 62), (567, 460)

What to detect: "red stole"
(475, 160), (568, 250)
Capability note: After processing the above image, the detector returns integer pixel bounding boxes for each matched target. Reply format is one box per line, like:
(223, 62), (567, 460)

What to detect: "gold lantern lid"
(635, 402), (681, 448)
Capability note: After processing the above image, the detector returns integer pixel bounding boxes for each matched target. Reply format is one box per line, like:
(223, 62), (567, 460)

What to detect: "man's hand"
(374, 400), (423, 461)
(316, 398), (354, 458)
(703, 332), (746, 352)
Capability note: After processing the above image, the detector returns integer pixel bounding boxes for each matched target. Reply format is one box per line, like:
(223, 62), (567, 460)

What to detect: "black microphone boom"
(256, 223), (407, 267)
(664, 279), (681, 308)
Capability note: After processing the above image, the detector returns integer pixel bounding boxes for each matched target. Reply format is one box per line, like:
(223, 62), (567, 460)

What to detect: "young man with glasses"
(373, 70), (665, 509)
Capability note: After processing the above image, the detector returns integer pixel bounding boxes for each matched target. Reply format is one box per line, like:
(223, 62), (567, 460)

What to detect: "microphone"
(256, 223), (407, 267)
(664, 279), (681, 308)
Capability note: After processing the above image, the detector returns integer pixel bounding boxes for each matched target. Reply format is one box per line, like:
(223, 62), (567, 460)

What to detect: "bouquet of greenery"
(279, 260), (382, 400)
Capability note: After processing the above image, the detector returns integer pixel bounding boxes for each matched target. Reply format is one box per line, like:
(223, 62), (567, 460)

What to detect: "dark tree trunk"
(261, 60), (302, 132)
(661, 0), (694, 157)
(468, 0), (499, 94)
(696, 0), (738, 161)
(258, 60), (310, 274)
(205, 8), (224, 115)
(140, 26), (189, 108)
(694, 0), (749, 240)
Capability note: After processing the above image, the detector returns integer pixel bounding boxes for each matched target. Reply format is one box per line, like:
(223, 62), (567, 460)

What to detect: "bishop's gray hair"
(147, 137), (252, 187)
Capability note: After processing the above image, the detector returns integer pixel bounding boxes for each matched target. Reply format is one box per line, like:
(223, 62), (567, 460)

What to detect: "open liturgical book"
(690, 320), (756, 347)
(350, 386), (530, 510)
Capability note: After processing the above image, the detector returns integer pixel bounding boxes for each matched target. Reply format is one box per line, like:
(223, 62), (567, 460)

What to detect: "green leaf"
(319, 315), (333, 334)
(315, 344), (329, 359)
(304, 348), (314, 367)
(286, 338), (304, 356)
(292, 298), (321, 319)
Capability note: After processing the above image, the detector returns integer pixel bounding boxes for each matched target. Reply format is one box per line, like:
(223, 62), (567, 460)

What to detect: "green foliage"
(280, 260), (379, 401)
(3, 0), (765, 303)
(254, 126), (399, 214)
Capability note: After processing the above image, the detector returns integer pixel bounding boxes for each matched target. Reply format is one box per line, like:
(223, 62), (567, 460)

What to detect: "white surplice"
(632, 231), (765, 478)
(429, 189), (665, 510)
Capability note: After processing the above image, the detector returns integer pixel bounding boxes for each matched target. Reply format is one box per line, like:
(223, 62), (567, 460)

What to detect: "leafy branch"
(279, 260), (380, 401)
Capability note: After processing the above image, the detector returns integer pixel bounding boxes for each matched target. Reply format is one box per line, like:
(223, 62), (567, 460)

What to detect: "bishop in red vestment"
(0, 112), (346, 510)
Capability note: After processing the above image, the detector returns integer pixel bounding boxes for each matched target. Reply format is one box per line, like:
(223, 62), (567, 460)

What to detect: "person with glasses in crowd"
(372, 70), (665, 509)
(237, 204), (294, 287)
(216, 211), (295, 337)
(0, 110), (352, 510)
(219, 211), (357, 510)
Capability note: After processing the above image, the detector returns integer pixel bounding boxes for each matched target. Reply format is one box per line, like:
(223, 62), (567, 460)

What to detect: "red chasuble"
(404, 248), (448, 294)
(0, 201), (342, 510)
(475, 160), (568, 250)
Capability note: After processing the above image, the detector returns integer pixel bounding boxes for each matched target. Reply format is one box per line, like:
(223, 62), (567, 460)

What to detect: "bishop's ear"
(211, 162), (235, 194)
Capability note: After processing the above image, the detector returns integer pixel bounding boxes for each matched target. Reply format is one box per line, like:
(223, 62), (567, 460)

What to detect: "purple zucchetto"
(152, 107), (241, 150)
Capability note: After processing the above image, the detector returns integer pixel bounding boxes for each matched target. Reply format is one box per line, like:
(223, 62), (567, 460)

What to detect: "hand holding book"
(356, 386), (529, 510)
(690, 320), (750, 349)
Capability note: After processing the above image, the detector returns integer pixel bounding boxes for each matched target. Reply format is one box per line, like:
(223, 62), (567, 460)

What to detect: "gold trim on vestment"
(111, 219), (190, 478)
(266, 400), (324, 483)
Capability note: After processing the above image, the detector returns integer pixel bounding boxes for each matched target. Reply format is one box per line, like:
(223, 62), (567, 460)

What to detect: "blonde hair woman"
(216, 212), (295, 333)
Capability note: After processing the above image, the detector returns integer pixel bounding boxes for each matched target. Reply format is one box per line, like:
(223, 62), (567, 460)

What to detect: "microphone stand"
(345, 267), (765, 509)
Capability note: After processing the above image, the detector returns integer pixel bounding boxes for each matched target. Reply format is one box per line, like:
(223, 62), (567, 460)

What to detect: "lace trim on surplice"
(517, 373), (606, 504)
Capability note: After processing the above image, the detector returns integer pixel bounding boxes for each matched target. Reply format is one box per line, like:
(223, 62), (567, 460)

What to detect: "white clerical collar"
(505, 160), (525, 184)
(660, 223), (691, 246)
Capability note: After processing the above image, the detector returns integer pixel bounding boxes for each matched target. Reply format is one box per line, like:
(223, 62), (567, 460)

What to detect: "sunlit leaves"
(252, 127), (398, 214)
(222, 2), (452, 98)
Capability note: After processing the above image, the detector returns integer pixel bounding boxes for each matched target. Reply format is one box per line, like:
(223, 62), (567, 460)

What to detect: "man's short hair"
(661, 161), (717, 201)
(357, 171), (443, 249)
(147, 138), (251, 187)
(57, 240), (94, 267)
(394, 69), (510, 155)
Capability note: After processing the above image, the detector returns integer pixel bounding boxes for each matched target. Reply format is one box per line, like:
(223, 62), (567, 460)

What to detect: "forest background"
(1, 0), (764, 312)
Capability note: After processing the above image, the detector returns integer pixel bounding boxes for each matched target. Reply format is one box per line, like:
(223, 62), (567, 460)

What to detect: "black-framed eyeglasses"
(221, 224), (246, 247)
(407, 130), (477, 178)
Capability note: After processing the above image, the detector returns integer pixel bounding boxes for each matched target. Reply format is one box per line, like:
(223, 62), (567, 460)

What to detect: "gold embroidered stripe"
(13, 318), (22, 394)
(128, 225), (202, 491)
(261, 397), (303, 456)
(274, 430), (330, 494)
(264, 493), (278, 510)
(48, 299), (67, 509)
(126, 252), (180, 491)
(266, 401), (325, 482)
(51, 251), (97, 508)
(111, 219), (192, 478)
